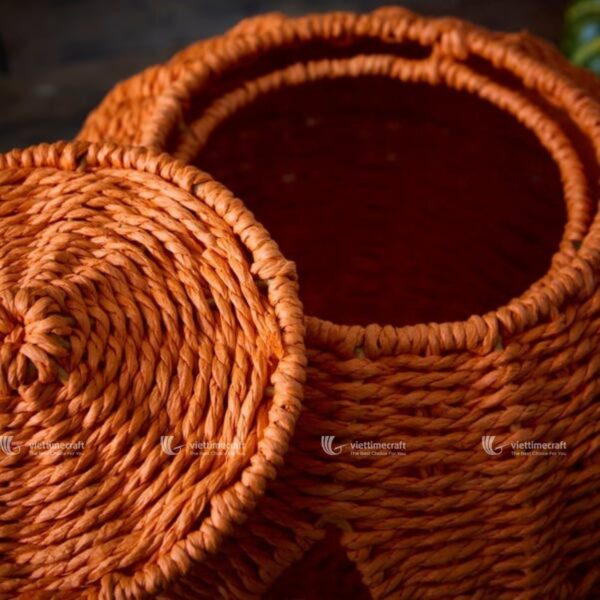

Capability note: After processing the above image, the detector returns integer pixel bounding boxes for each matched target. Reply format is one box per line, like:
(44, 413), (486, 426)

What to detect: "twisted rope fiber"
(79, 7), (600, 599)
(0, 141), (306, 598)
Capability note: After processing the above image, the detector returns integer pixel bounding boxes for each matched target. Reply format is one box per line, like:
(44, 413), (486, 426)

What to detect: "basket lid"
(0, 141), (306, 598)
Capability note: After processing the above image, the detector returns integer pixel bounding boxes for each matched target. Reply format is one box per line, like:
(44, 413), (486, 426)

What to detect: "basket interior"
(194, 74), (565, 326)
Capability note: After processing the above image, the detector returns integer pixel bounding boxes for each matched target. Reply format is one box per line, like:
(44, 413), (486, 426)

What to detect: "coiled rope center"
(0, 287), (74, 390)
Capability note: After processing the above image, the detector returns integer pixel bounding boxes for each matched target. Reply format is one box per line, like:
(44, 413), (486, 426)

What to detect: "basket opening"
(195, 76), (565, 326)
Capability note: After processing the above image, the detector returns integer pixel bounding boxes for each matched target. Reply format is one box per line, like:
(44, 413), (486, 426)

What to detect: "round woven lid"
(0, 141), (305, 598)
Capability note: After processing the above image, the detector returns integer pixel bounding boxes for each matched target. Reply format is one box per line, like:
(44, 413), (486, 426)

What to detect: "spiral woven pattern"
(70, 7), (600, 599)
(0, 142), (305, 598)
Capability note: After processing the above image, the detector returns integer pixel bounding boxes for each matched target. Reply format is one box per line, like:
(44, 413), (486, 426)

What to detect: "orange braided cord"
(0, 142), (305, 598)
(76, 7), (600, 599)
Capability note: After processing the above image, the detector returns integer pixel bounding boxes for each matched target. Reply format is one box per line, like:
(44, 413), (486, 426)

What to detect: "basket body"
(78, 9), (600, 600)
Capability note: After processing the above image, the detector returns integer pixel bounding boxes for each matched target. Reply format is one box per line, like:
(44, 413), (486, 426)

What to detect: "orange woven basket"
(10, 7), (600, 600)
(0, 141), (306, 598)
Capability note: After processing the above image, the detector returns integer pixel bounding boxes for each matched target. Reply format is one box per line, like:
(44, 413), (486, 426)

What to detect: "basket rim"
(0, 140), (306, 596)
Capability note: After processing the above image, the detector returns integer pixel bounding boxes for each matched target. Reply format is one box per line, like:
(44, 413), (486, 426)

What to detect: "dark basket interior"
(195, 74), (565, 326)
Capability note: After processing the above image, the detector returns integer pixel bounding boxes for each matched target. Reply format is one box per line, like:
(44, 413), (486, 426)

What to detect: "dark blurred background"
(0, 0), (566, 151)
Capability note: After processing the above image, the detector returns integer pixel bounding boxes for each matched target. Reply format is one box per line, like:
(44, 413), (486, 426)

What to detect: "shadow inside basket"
(193, 75), (566, 326)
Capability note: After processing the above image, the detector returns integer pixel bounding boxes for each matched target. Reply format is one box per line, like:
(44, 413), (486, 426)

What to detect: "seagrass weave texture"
(0, 142), (306, 598)
(13, 6), (600, 600)
(77, 9), (600, 599)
